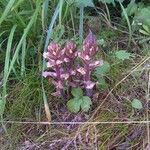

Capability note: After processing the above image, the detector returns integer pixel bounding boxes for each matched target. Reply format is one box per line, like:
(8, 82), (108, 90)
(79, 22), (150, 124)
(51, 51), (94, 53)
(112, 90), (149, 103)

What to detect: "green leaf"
(75, 0), (94, 7)
(0, 0), (16, 25)
(115, 50), (131, 60)
(139, 24), (150, 36)
(124, 0), (137, 17)
(131, 99), (143, 109)
(134, 7), (150, 27)
(0, 99), (5, 116)
(71, 88), (83, 98)
(98, 39), (106, 47)
(97, 77), (108, 90)
(98, 0), (124, 6)
(142, 24), (150, 33)
(99, 0), (115, 5)
(81, 96), (92, 112)
(139, 29), (150, 36)
(95, 61), (110, 75)
(67, 98), (82, 113)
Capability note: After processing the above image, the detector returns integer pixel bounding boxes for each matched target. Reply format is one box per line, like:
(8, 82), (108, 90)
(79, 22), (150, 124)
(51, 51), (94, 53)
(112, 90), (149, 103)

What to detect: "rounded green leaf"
(67, 98), (82, 113)
(97, 77), (108, 90)
(71, 88), (83, 98)
(131, 99), (143, 109)
(95, 61), (110, 75)
(81, 96), (92, 112)
(115, 50), (131, 60)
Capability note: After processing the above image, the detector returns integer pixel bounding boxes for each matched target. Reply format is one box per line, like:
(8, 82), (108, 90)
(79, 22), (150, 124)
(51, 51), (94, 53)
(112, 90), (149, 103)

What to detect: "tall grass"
(0, 0), (99, 121)
(0, 0), (16, 25)
(0, 25), (16, 119)
(0, 0), (79, 121)
(119, 1), (132, 48)
(0, 0), (42, 120)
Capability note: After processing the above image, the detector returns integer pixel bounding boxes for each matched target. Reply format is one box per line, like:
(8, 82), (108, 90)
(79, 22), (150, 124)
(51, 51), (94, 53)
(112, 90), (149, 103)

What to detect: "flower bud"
(83, 31), (98, 57)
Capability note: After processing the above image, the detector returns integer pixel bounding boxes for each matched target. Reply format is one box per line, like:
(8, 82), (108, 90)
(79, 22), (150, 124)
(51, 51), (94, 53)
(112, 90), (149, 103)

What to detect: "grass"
(119, 1), (132, 48)
(0, 0), (150, 149)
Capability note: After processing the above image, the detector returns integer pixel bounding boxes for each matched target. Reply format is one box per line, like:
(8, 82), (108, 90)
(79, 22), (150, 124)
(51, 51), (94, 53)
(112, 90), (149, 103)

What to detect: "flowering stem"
(55, 65), (66, 99)
(85, 64), (93, 97)
(84, 64), (90, 81)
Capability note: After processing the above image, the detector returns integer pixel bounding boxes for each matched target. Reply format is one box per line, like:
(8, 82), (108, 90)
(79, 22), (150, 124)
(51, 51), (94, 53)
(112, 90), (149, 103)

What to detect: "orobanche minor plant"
(42, 31), (103, 112)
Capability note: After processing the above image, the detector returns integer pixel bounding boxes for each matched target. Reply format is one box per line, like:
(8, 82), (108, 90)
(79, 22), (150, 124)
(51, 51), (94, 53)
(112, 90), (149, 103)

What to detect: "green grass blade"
(41, 1), (60, 122)
(21, 38), (26, 76)
(42, 83), (51, 122)
(0, 31), (6, 38)
(6, 0), (41, 81)
(79, 6), (84, 41)
(1, 25), (17, 118)
(59, 0), (64, 26)
(11, 0), (24, 10)
(3, 25), (17, 84)
(43, 1), (60, 53)
(42, 0), (50, 30)
(0, 0), (16, 25)
(119, 1), (132, 48)
(104, 3), (111, 23)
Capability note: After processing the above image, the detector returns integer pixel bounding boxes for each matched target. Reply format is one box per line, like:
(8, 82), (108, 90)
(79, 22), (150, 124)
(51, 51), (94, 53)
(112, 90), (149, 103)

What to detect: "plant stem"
(79, 6), (84, 41)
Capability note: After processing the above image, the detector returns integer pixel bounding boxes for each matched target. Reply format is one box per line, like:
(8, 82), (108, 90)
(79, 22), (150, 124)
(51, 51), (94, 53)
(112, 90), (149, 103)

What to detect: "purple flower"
(42, 42), (77, 98)
(77, 31), (103, 97)
(43, 42), (66, 97)
(63, 41), (77, 79)
(83, 30), (98, 57)
(43, 43), (65, 68)
(42, 31), (103, 99)
(64, 41), (77, 62)
(42, 71), (57, 78)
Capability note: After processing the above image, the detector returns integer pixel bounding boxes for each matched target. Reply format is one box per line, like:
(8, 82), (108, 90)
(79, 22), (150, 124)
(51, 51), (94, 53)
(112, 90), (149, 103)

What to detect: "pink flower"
(42, 31), (104, 98)
(42, 71), (57, 78)
(64, 41), (77, 61)
(47, 43), (64, 60)
(84, 81), (95, 89)
(77, 31), (103, 97)
(83, 31), (98, 57)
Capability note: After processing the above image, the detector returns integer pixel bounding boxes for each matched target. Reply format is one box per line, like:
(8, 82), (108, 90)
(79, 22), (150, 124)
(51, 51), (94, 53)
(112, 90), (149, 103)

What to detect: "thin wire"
(147, 70), (150, 144)
(0, 121), (150, 125)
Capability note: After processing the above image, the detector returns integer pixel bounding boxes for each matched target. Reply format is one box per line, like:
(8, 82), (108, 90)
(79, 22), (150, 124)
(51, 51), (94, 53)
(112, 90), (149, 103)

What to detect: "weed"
(0, 0), (150, 149)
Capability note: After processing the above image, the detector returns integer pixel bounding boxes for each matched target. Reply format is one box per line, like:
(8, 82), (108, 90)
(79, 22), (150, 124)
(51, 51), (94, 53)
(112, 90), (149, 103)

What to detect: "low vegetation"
(0, 0), (150, 149)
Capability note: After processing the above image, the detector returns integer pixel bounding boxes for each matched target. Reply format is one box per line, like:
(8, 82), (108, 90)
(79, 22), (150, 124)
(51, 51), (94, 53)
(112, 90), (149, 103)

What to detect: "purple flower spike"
(83, 31), (98, 57)
(77, 31), (103, 97)
(43, 42), (65, 67)
(43, 42), (66, 98)
(63, 41), (78, 91)
(42, 31), (104, 99)
(43, 42), (77, 98)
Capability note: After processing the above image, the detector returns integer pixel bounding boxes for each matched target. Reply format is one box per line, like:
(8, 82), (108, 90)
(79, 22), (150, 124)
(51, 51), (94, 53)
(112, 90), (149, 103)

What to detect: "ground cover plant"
(0, 0), (150, 149)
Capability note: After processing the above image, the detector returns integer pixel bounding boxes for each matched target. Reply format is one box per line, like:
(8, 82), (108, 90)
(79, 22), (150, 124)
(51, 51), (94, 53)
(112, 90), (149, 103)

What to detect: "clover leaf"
(81, 96), (92, 112)
(67, 98), (82, 113)
(67, 88), (92, 113)
(71, 87), (83, 98)
(115, 50), (131, 61)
